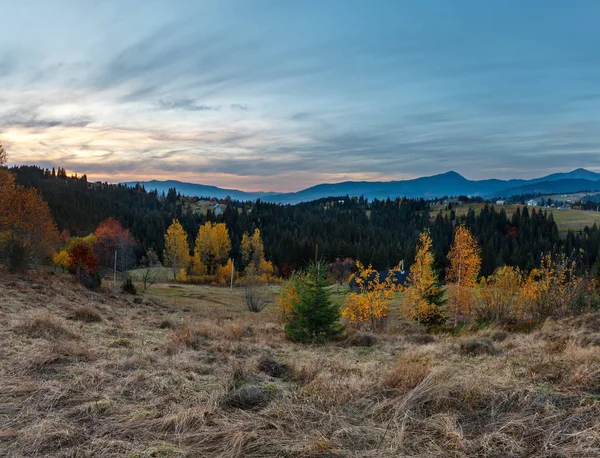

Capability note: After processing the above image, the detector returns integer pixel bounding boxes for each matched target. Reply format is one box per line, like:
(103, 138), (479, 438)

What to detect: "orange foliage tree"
(68, 240), (98, 275)
(402, 230), (447, 325)
(343, 261), (403, 331)
(446, 224), (481, 326)
(1, 149), (59, 269)
(94, 217), (136, 272)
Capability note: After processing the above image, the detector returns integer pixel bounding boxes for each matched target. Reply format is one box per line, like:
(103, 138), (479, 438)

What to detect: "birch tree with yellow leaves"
(402, 230), (447, 326)
(446, 224), (481, 326)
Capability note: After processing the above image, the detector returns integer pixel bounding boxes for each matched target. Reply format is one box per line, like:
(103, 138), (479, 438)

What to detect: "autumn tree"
(94, 217), (136, 273)
(164, 219), (191, 279)
(327, 257), (355, 286)
(0, 143), (6, 167)
(53, 250), (70, 272)
(476, 266), (523, 323)
(446, 224), (481, 326)
(276, 271), (303, 322)
(241, 229), (274, 280)
(68, 241), (98, 275)
(193, 222), (231, 274)
(402, 230), (447, 326)
(0, 154), (59, 270)
(343, 261), (402, 331)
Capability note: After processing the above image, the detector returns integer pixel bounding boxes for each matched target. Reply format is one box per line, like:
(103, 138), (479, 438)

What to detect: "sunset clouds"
(2, 1), (600, 191)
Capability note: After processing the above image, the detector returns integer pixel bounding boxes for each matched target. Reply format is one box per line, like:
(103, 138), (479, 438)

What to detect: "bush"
(244, 283), (270, 312)
(122, 276), (137, 295)
(72, 307), (102, 323)
(459, 338), (497, 356)
(257, 356), (288, 378)
(222, 385), (273, 410)
(78, 270), (101, 289)
(5, 239), (29, 273)
(345, 330), (377, 347)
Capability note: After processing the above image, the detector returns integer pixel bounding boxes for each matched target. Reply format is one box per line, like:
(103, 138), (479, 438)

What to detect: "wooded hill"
(11, 165), (600, 277)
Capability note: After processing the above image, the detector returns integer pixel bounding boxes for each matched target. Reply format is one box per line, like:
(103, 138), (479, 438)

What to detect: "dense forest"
(11, 165), (600, 276)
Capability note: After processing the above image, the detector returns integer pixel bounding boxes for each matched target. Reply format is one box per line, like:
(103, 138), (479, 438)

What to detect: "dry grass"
(1, 269), (600, 457)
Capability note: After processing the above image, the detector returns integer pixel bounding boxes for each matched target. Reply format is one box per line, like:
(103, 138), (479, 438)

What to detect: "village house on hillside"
(495, 200), (505, 205)
(213, 203), (223, 215)
(527, 199), (538, 207)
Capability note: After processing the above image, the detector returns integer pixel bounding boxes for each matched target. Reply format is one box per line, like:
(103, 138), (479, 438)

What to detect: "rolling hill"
(125, 169), (600, 203)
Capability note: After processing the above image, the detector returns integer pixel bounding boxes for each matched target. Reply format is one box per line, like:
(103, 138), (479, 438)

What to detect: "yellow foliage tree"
(476, 266), (523, 322)
(215, 258), (235, 285)
(52, 250), (70, 272)
(446, 225), (481, 326)
(343, 261), (403, 331)
(241, 229), (274, 281)
(164, 219), (191, 278)
(521, 252), (584, 320)
(194, 222), (231, 274)
(276, 272), (302, 321)
(402, 230), (447, 325)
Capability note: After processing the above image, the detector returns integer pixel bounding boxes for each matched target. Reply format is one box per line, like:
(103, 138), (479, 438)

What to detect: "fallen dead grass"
(1, 269), (599, 457)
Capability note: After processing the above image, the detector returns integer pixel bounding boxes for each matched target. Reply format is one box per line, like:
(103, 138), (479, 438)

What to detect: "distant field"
(431, 203), (600, 234)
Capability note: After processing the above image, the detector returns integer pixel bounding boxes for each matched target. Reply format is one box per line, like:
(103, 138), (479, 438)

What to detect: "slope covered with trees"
(9, 165), (600, 277)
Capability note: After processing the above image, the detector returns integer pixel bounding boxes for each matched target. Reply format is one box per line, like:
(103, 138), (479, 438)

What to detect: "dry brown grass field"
(1, 270), (600, 457)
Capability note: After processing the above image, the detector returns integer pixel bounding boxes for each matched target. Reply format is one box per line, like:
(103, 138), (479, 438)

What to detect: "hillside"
(2, 271), (600, 457)
(127, 169), (600, 203)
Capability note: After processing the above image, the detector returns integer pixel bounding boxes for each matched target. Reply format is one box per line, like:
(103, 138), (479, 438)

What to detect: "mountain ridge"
(124, 168), (600, 203)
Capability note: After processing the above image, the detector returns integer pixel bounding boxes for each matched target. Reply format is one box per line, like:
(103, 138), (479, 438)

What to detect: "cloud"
(156, 97), (217, 111)
(2, 1), (600, 191)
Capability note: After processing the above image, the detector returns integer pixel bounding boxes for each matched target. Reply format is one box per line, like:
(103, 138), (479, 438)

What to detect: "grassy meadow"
(1, 270), (600, 457)
(431, 203), (600, 235)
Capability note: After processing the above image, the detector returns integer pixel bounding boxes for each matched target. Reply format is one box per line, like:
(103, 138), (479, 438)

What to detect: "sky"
(1, 0), (600, 192)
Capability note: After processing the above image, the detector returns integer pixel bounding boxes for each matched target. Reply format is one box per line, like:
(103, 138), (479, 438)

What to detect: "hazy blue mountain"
(123, 180), (276, 201)
(502, 179), (600, 197)
(124, 169), (600, 203)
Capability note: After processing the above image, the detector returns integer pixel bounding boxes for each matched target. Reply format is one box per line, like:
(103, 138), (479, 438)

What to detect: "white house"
(527, 199), (538, 207)
(213, 203), (223, 215)
(495, 200), (505, 206)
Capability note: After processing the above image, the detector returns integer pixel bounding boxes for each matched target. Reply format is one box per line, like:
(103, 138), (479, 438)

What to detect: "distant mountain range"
(124, 168), (600, 204)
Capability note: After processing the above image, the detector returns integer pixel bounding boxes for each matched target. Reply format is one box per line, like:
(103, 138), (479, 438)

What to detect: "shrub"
(122, 276), (137, 295)
(343, 261), (402, 331)
(5, 239), (29, 273)
(78, 270), (101, 289)
(257, 356), (288, 378)
(344, 330), (377, 347)
(72, 307), (102, 323)
(459, 338), (497, 356)
(244, 283), (270, 312)
(285, 262), (344, 342)
(166, 327), (207, 353)
(222, 385), (273, 410)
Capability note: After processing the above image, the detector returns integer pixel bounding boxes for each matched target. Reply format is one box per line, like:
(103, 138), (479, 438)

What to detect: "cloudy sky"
(1, 1), (600, 191)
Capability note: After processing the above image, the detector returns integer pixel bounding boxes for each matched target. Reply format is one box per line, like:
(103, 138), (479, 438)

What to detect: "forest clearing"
(430, 203), (600, 235)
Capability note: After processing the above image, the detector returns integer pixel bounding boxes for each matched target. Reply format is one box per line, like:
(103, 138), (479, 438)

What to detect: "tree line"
(7, 163), (600, 277)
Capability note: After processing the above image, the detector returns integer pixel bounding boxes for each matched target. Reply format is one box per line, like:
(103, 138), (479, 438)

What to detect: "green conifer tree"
(285, 262), (344, 342)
